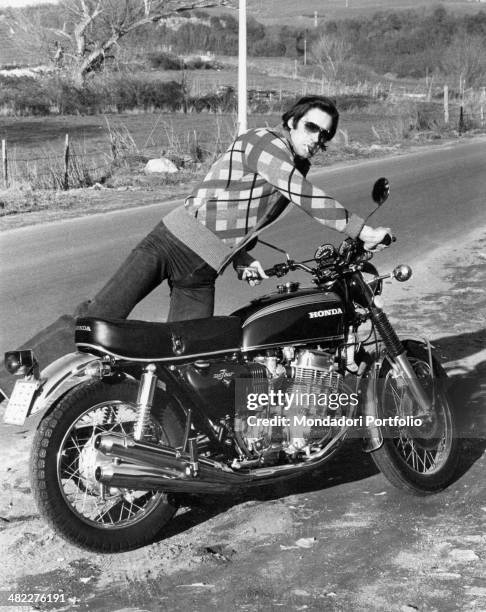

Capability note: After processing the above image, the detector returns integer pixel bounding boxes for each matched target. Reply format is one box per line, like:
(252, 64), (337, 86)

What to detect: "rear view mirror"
(372, 178), (390, 205)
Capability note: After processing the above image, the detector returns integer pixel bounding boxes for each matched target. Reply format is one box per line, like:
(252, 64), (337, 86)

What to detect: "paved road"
(1, 137), (484, 350)
(0, 138), (485, 611)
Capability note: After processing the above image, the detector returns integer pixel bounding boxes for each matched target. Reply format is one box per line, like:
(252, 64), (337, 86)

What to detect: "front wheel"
(370, 343), (459, 495)
(31, 379), (185, 552)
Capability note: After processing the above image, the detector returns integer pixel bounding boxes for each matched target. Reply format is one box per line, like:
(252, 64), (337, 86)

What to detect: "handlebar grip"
(264, 267), (277, 277)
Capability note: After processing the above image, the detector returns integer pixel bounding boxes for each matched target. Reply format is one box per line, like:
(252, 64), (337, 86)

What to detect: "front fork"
(353, 272), (434, 417)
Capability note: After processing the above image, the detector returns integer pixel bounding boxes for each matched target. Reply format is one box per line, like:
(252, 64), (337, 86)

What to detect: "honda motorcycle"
(3, 178), (459, 552)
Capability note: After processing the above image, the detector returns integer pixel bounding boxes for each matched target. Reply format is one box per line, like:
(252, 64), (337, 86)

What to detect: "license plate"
(3, 380), (39, 425)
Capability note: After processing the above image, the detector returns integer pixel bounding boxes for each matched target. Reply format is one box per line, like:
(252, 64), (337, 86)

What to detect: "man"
(85, 95), (390, 322)
(0, 96), (391, 399)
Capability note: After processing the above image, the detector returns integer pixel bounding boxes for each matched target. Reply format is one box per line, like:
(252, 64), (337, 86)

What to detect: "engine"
(236, 346), (354, 462)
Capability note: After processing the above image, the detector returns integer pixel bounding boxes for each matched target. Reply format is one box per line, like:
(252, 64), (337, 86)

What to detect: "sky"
(0, 0), (57, 7)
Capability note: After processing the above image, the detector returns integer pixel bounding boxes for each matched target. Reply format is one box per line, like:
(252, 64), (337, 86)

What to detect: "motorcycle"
(3, 178), (459, 552)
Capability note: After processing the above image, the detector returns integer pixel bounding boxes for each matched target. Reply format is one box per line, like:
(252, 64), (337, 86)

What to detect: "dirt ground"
(0, 223), (485, 611)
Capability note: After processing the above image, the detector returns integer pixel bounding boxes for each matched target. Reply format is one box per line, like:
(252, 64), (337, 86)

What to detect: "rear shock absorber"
(133, 364), (158, 441)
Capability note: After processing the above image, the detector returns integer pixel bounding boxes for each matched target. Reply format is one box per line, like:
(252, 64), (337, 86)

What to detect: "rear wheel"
(371, 343), (459, 495)
(31, 379), (185, 552)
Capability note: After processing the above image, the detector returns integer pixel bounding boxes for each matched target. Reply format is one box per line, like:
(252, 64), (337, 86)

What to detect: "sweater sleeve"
(244, 130), (364, 238)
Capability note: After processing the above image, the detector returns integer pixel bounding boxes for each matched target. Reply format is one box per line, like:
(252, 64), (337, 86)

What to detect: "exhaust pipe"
(95, 463), (185, 489)
(95, 434), (252, 493)
(95, 434), (188, 475)
(96, 463), (243, 494)
(94, 433), (339, 494)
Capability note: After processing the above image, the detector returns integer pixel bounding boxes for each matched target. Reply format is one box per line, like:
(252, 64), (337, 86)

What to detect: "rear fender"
(28, 351), (102, 417)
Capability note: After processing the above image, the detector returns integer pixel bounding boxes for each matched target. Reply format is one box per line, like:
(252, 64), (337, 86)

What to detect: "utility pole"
(238, 0), (247, 135)
(314, 11), (318, 27)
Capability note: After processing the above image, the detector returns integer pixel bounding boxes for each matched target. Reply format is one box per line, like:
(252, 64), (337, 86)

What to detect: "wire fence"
(1, 137), (110, 190)
(1, 87), (484, 191)
(0, 137), (181, 190)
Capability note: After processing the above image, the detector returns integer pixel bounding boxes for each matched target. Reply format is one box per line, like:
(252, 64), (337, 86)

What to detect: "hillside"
(0, 14), (50, 68)
(210, 0), (485, 25)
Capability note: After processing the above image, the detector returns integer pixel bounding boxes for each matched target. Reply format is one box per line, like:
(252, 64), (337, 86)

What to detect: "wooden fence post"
(443, 85), (449, 125)
(63, 133), (69, 190)
(2, 139), (7, 189)
(481, 87), (485, 127)
(426, 75), (433, 103)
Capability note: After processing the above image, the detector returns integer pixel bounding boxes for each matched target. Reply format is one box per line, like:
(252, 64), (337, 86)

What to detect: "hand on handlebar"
(237, 261), (269, 286)
(359, 225), (394, 251)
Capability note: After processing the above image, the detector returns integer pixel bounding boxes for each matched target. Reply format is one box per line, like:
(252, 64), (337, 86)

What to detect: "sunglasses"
(303, 121), (332, 145)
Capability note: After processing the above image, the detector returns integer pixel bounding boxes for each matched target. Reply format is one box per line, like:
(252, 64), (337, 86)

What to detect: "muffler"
(94, 434), (252, 493)
(94, 434), (336, 494)
(95, 434), (188, 475)
(95, 463), (236, 493)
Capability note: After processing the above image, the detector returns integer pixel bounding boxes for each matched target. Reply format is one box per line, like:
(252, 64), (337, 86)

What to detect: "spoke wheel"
(57, 400), (165, 530)
(370, 343), (459, 495)
(31, 379), (184, 552)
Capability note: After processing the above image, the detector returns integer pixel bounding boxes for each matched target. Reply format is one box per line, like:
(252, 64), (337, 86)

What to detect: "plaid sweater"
(163, 126), (364, 274)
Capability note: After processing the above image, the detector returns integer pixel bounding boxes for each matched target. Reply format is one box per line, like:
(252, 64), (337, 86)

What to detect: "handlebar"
(240, 234), (396, 282)
(264, 262), (289, 277)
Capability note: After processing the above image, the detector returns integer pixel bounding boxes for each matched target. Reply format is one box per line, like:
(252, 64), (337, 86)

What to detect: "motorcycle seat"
(74, 316), (242, 361)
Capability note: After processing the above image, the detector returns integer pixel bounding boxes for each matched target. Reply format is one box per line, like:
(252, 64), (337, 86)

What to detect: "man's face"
(287, 108), (333, 159)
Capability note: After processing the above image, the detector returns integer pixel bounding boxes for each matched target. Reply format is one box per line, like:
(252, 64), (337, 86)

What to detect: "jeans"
(86, 221), (218, 322)
(0, 222), (217, 400)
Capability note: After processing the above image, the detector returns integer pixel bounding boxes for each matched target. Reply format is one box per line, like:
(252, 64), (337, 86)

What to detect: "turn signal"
(4, 350), (37, 376)
(393, 265), (412, 282)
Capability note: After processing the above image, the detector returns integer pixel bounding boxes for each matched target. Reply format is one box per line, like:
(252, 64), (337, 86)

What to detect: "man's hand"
(359, 225), (392, 251)
(238, 261), (269, 287)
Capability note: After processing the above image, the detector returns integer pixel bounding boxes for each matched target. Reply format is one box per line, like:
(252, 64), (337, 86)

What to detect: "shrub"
(0, 76), (51, 115)
(147, 51), (183, 70)
(335, 94), (376, 111)
(57, 82), (102, 115)
(188, 86), (236, 113)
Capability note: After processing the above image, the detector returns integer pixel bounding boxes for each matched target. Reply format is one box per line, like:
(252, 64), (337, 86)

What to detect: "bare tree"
(3, 6), (53, 66)
(311, 34), (352, 83)
(441, 33), (486, 91)
(7, 0), (233, 86)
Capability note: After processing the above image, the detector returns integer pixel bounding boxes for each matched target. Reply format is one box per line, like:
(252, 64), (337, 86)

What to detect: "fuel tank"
(232, 286), (346, 352)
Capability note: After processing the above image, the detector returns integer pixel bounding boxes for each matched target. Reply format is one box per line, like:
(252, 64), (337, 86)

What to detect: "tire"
(31, 379), (185, 552)
(370, 343), (459, 495)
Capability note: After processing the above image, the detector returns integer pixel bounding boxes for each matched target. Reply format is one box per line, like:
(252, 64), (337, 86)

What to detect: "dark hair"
(282, 95), (339, 144)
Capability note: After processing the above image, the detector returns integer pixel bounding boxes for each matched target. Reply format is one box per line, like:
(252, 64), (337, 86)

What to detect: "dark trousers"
(0, 222), (217, 399)
(86, 221), (217, 322)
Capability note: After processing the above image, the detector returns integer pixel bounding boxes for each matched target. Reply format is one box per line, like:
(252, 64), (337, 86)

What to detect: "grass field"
(0, 100), (470, 195)
(0, 57), (436, 166)
(0, 49), (476, 194)
(0, 108), (416, 167)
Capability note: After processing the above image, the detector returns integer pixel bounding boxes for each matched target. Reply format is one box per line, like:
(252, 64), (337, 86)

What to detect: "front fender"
(29, 351), (101, 417)
(358, 354), (384, 453)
